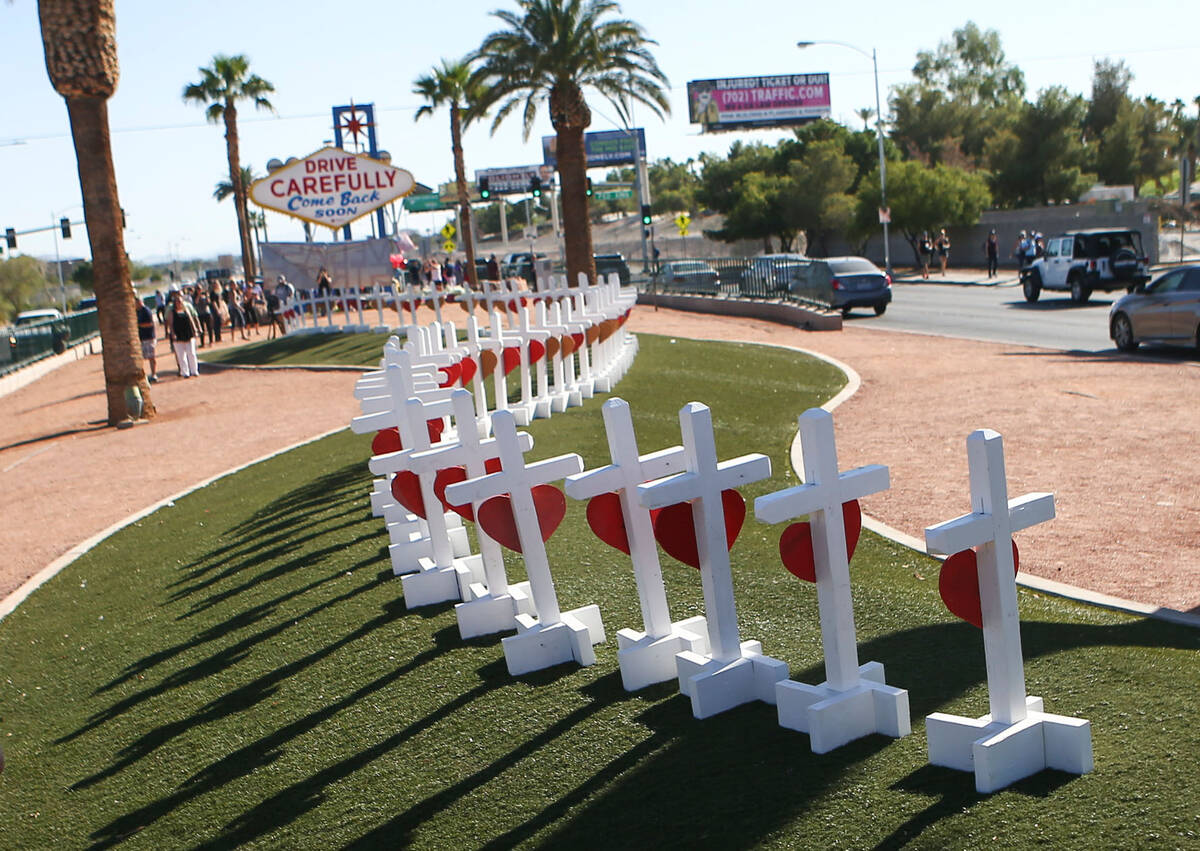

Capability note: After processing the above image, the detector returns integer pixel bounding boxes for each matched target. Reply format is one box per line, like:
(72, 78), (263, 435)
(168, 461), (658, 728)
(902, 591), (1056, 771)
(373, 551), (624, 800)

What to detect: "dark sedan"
(1109, 264), (1200, 352)
(789, 256), (892, 316)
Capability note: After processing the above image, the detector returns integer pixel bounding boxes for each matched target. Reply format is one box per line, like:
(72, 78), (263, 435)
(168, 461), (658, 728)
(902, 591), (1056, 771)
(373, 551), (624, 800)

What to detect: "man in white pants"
(166, 289), (202, 378)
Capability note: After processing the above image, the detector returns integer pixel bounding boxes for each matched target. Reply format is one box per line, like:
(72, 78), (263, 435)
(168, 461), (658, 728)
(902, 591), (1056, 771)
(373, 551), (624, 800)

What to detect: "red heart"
(426, 418), (445, 445)
(571, 332), (585, 350)
(940, 541), (1020, 629)
(502, 346), (522, 375)
(778, 500), (863, 583)
(651, 489), (746, 569)
(528, 339), (546, 363)
(459, 356), (478, 385)
(586, 491), (631, 554)
(390, 470), (426, 518)
(432, 457), (502, 520)
(477, 485), (567, 553)
(438, 363), (461, 388)
(507, 299), (519, 313)
(372, 427), (402, 455)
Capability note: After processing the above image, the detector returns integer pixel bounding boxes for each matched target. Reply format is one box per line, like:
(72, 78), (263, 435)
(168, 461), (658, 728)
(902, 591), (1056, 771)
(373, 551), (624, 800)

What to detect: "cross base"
(454, 581), (536, 639)
(593, 375), (612, 393)
(926, 696), (1093, 793)
(613, 615), (710, 692)
(549, 391), (571, 413)
(370, 479), (392, 516)
(401, 555), (482, 609)
(533, 399), (553, 420)
(776, 660), (911, 753)
(676, 642), (790, 719)
(501, 606), (606, 676)
(510, 403), (536, 426)
(386, 520), (471, 576)
(576, 378), (595, 398)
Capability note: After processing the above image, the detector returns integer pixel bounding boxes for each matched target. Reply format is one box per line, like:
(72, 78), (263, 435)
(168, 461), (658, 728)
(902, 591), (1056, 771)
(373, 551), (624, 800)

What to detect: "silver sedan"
(1109, 264), (1200, 352)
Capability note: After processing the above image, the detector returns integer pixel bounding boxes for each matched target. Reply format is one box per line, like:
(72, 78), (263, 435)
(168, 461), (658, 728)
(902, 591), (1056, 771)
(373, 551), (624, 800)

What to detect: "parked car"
(76, 297), (97, 311)
(788, 257), (892, 316)
(594, 252), (631, 286)
(1021, 228), (1150, 304)
(744, 253), (807, 293)
(14, 308), (64, 326)
(658, 260), (720, 293)
(501, 252), (548, 283)
(1109, 264), (1200, 352)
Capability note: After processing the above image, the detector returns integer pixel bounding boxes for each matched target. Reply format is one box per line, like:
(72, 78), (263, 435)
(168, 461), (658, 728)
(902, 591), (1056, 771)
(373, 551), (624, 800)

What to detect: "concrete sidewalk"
(891, 265), (1020, 287)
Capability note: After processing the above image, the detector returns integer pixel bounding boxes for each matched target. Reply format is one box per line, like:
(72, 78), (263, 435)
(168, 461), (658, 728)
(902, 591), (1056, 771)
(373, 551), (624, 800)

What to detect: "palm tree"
(414, 59), (484, 288)
(855, 107), (875, 132)
(38, 0), (154, 424)
(183, 54), (274, 281)
(472, 0), (669, 286)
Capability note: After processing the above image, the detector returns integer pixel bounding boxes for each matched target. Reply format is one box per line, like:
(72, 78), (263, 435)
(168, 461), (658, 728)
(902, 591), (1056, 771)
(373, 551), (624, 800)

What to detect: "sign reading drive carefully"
(250, 147), (415, 229)
(687, 74), (831, 131)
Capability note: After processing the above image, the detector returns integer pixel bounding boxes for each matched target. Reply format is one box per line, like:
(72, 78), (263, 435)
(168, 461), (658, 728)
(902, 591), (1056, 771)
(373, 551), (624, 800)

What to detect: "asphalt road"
(858, 278), (1121, 352)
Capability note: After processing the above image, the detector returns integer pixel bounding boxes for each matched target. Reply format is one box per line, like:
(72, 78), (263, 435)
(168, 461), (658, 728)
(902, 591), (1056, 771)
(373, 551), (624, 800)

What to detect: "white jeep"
(1021, 228), (1150, 304)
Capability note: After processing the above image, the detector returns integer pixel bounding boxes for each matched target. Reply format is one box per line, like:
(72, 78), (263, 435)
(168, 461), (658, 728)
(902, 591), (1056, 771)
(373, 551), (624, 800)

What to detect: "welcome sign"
(250, 148), (416, 229)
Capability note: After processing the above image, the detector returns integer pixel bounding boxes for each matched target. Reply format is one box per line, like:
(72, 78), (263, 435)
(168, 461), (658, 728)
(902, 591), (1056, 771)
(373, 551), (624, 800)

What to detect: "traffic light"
(5, 228), (15, 250)
(60, 217), (71, 238)
(585, 177), (593, 197)
(640, 204), (652, 225)
(530, 176), (542, 198)
(479, 176), (490, 200)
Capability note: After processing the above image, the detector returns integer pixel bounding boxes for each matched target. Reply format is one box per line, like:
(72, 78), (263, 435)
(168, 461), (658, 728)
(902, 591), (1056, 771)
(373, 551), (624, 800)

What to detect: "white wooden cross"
(445, 409), (603, 674)
(924, 428), (1091, 793)
(754, 408), (909, 751)
(637, 402), (788, 717)
(564, 398), (708, 690)
(405, 389), (537, 636)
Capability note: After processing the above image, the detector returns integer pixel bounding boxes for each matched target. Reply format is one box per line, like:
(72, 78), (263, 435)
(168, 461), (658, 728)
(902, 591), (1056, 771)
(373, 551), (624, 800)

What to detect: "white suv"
(1021, 228), (1150, 304)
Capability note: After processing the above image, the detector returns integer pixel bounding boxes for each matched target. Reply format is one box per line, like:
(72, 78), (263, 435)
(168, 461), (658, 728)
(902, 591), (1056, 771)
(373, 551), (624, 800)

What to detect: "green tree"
(70, 259), (93, 292)
(472, 0), (669, 286)
(785, 140), (857, 256)
(984, 87), (1093, 207)
(183, 54), (275, 281)
(39, 0), (153, 422)
(891, 22), (1025, 165)
(648, 158), (700, 215)
(414, 59), (485, 287)
(708, 171), (796, 251)
(0, 256), (47, 322)
(856, 160), (990, 264)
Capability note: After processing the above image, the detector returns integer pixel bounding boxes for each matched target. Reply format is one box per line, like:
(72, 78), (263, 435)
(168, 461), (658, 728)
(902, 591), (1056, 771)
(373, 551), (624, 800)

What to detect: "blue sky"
(3, 0), (1197, 265)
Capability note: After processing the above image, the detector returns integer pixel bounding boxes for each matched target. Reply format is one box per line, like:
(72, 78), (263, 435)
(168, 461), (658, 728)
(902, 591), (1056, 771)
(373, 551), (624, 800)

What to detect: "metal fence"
(641, 256), (835, 310)
(2, 308), (101, 376)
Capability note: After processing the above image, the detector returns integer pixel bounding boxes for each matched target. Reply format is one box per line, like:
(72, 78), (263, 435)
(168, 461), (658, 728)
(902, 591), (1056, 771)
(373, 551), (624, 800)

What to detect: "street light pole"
(798, 40), (892, 278)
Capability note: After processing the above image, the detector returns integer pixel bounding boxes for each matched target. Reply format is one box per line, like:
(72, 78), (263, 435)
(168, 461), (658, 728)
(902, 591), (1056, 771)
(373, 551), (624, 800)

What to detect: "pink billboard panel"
(687, 74), (831, 131)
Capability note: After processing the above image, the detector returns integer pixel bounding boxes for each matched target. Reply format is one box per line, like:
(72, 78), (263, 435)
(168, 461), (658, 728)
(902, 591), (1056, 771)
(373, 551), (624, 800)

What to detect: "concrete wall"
(832, 199), (1160, 269)
(635, 292), (841, 331)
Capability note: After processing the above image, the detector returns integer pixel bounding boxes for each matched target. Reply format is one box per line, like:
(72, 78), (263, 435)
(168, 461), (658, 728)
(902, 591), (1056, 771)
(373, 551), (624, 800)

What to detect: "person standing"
(984, 229), (1000, 278)
(209, 281), (227, 342)
(485, 254), (500, 284)
(936, 229), (951, 276)
(193, 287), (211, 348)
(918, 231), (933, 279)
(316, 267), (332, 316)
(165, 290), (202, 378)
(135, 291), (158, 383)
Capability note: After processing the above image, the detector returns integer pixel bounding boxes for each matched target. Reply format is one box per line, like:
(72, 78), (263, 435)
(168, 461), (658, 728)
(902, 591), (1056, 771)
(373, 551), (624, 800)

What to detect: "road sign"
(523, 227), (537, 241)
(404, 193), (444, 212)
(441, 222), (456, 240)
(442, 239), (456, 253)
(878, 207), (891, 224)
(675, 212), (691, 236)
(594, 188), (633, 201)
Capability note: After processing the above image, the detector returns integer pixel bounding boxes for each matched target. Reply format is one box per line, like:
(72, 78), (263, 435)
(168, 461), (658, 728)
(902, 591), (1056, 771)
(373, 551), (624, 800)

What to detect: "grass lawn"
(199, 332), (392, 367)
(2, 334), (1197, 848)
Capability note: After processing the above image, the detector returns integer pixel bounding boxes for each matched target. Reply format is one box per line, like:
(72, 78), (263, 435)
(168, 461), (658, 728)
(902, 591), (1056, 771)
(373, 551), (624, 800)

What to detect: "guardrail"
(2, 309), (101, 376)
(640, 256), (835, 310)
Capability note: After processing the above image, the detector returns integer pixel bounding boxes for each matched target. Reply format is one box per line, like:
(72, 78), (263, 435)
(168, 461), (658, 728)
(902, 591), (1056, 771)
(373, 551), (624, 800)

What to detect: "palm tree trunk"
(450, 106), (477, 288)
(222, 101), (257, 280)
(556, 124), (596, 286)
(66, 95), (155, 423)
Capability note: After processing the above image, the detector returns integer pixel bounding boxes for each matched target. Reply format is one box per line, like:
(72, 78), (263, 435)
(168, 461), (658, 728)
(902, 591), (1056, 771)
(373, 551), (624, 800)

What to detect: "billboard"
(686, 74), (831, 131)
(249, 147), (415, 229)
(540, 128), (647, 169)
(472, 164), (555, 196)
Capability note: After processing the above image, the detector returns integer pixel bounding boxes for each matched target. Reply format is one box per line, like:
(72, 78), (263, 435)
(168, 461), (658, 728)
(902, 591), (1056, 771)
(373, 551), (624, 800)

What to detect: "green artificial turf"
(2, 334), (1198, 848)
(199, 332), (392, 367)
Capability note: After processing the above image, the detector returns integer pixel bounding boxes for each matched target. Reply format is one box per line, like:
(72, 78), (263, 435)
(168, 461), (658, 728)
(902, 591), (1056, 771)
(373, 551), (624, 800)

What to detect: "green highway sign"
(403, 193), (445, 212)
(594, 188), (634, 200)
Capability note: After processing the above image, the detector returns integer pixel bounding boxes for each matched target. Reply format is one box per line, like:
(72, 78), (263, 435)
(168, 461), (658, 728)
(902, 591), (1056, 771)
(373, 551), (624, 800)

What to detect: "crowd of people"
(917, 230), (952, 279)
(140, 275), (297, 380)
